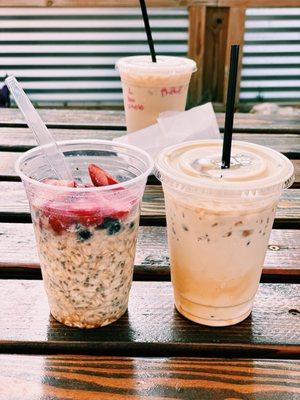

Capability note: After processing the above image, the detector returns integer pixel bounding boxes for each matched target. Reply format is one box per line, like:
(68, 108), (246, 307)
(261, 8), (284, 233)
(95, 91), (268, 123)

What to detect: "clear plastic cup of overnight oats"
(116, 55), (197, 132)
(16, 140), (153, 328)
(155, 140), (294, 327)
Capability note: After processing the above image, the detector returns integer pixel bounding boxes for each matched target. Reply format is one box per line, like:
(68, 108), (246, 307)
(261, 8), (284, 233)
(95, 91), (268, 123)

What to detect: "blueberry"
(107, 220), (121, 235)
(97, 217), (121, 235)
(129, 221), (135, 230)
(77, 229), (92, 241)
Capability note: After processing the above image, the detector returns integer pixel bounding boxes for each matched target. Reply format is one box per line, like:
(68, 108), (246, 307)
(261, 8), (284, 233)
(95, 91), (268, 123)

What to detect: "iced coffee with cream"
(116, 55), (196, 132)
(155, 140), (294, 326)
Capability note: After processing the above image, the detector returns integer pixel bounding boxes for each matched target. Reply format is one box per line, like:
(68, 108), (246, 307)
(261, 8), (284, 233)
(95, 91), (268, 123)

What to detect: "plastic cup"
(116, 55), (197, 132)
(16, 140), (153, 329)
(155, 140), (294, 327)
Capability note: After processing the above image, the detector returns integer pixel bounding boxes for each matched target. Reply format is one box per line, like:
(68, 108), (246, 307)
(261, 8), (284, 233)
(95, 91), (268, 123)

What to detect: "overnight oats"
(155, 140), (294, 326)
(16, 140), (153, 329)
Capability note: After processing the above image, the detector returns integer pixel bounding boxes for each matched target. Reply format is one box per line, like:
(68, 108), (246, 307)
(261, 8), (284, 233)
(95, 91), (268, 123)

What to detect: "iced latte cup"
(16, 140), (153, 328)
(155, 140), (294, 326)
(116, 55), (196, 132)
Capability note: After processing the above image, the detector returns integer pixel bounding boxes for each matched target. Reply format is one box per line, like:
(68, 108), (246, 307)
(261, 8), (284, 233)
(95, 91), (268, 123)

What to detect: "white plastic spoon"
(5, 76), (73, 180)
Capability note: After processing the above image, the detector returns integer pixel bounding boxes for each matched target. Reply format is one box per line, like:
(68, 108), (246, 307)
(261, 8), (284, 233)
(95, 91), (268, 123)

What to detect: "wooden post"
(187, 5), (245, 108)
(187, 5), (206, 108)
(223, 7), (246, 105)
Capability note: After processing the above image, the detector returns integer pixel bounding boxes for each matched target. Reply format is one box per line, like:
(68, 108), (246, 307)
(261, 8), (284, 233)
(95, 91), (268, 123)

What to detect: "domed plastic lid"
(154, 140), (294, 199)
(116, 55), (197, 76)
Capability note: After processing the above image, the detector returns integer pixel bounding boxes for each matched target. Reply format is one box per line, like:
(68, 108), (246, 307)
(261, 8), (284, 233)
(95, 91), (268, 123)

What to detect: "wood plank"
(0, 152), (20, 181)
(0, 280), (299, 357)
(4, 152), (300, 187)
(227, 114), (300, 134)
(0, 108), (125, 130)
(187, 5), (206, 107)
(223, 7), (245, 105)
(1, 109), (299, 134)
(4, 0), (300, 8)
(3, 0), (194, 7)
(217, 0), (300, 6)
(0, 224), (299, 279)
(0, 355), (299, 400)
(0, 127), (299, 157)
(200, 6), (245, 104)
(202, 7), (230, 103)
(0, 182), (298, 228)
(230, 134), (300, 158)
(0, 127), (122, 151)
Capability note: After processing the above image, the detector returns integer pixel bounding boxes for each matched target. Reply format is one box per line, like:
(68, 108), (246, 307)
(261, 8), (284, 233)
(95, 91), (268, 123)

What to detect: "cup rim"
(154, 139), (295, 197)
(15, 139), (154, 192)
(116, 55), (197, 75)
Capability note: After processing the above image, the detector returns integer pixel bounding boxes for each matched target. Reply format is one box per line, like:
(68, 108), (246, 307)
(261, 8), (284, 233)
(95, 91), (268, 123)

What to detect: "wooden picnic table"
(0, 108), (299, 399)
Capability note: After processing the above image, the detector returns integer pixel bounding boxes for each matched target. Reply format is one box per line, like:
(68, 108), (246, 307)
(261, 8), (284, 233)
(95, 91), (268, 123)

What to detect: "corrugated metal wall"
(240, 8), (300, 103)
(0, 7), (188, 107)
(0, 7), (299, 107)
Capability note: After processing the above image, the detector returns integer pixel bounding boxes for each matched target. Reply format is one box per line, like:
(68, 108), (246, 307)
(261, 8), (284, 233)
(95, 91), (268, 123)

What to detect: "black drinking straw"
(221, 44), (240, 169)
(139, 0), (157, 62)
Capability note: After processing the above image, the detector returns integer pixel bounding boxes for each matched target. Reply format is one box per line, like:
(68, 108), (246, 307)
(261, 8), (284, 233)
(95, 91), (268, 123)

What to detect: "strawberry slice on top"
(88, 164), (118, 186)
(42, 196), (104, 234)
(39, 164), (132, 234)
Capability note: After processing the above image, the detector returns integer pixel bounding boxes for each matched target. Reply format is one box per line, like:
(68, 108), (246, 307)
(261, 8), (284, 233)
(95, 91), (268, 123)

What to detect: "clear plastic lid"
(116, 55), (197, 76)
(154, 140), (295, 199)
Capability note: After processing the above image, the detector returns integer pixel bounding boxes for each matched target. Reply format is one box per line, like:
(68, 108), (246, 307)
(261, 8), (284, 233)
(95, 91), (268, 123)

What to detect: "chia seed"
(32, 204), (139, 329)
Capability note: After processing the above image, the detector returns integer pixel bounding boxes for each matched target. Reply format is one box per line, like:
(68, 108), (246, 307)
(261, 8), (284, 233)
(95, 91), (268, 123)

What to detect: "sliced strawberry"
(41, 193), (105, 233)
(42, 202), (73, 233)
(88, 163), (118, 186)
(48, 213), (69, 234)
(39, 182), (132, 234)
(105, 173), (118, 185)
(42, 178), (76, 188)
(88, 164), (108, 186)
(68, 201), (103, 226)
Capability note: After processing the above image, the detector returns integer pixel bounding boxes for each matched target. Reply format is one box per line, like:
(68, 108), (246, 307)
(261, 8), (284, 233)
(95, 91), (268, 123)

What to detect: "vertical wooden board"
(187, 5), (206, 107)
(202, 6), (229, 103)
(223, 7), (246, 105)
(201, 6), (245, 105)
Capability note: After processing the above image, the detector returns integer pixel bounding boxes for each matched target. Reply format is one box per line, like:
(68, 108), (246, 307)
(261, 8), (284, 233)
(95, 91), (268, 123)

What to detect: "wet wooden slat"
(3, 0), (300, 8)
(0, 108), (299, 133)
(1, 152), (300, 187)
(0, 127), (299, 157)
(0, 108), (125, 130)
(0, 127), (122, 151)
(0, 152), (20, 181)
(0, 182), (298, 227)
(142, 186), (300, 228)
(0, 224), (298, 279)
(0, 280), (299, 357)
(0, 355), (299, 400)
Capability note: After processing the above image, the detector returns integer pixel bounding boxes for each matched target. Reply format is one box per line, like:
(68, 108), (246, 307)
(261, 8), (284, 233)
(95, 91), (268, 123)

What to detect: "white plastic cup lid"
(154, 139), (295, 199)
(116, 55), (197, 76)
